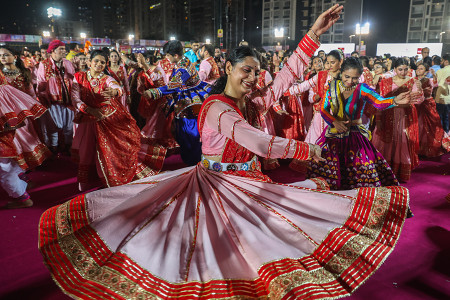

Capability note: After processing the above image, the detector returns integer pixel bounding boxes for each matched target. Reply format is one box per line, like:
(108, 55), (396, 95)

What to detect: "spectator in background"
(40, 44), (49, 60)
(435, 54), (450, 133)
(419, 47), (430, 62)
(198, 43), (220, 85)
(214, 46), (225, 75)
(184, 40), (200, 70)
(318, 49), (326, 60)
(74, 52), (88, 72)
(427, 56), (441, 79)
(65, 43), (80, 62)
(351, 51), (359, 58)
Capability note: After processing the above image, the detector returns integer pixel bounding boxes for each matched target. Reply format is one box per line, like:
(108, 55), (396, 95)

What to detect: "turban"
(47, 40), (66, 53)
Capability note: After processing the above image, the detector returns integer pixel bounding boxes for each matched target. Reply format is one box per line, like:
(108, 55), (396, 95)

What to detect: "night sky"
(1, 0), (411, 55)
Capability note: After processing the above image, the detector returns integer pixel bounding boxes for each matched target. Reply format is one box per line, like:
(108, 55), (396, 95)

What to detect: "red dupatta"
(74, 72), (141, 187)
(377, 77), (419, 167)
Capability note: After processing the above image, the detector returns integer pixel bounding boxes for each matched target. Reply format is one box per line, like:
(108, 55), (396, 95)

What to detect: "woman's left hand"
(101, 87), (118, 99)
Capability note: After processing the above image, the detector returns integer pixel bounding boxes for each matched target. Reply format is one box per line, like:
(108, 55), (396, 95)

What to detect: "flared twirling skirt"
(39, 164), (409, 299)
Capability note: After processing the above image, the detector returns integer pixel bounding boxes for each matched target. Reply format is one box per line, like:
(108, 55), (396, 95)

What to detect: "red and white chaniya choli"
(3, 70), (51, 169)
(0, 71), (46, 200)
(39, 35), (409, 300)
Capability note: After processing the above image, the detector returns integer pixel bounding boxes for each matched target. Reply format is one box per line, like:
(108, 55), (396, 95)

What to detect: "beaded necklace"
(339, 80), (355, 92)
(87, 70), (104, 87)
(2, 67), (20, 77)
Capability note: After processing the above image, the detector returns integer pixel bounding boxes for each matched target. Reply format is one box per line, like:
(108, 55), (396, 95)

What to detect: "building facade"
(407, 0), (450, 44)
(262, 0), (298, 46)
(263, 0), (347, 47)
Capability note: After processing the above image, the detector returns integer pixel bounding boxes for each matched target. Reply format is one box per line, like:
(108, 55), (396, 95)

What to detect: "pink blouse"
(201, 36), (319, 159)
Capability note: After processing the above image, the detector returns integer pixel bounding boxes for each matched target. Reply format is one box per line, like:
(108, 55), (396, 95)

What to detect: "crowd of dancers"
(1, 4), (449, 299)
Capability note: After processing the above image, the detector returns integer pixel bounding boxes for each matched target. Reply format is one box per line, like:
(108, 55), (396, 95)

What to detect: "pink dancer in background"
(287, 50), (343, 144)
(0, 68), (46, 208)
(0, 46), (52, 170)
(415, 62), (450, 157)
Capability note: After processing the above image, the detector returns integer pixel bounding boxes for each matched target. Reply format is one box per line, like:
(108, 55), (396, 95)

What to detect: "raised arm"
(145, 67), (191, 99)
(259, 4), (342, 109)
(411, 78), (425, 105)
(287, 74), (319, 96)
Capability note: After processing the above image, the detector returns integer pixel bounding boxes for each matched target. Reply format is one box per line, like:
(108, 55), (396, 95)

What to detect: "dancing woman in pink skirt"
(39, 6), (410, 299)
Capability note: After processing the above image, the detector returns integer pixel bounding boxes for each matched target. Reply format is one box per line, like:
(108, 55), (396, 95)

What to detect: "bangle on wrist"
(309, 28), (319, 39)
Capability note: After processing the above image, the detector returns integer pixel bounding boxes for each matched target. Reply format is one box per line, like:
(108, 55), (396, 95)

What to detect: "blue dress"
(148, 57), (211, 165)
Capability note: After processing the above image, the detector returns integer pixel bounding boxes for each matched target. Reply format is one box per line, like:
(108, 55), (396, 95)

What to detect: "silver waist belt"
(201, 155), (258, 172)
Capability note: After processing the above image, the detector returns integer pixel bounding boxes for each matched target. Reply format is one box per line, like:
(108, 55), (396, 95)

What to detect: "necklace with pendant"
(88, 71), (103, 87)
(2, 67), (20, 77)
(339, 81), (355, 92)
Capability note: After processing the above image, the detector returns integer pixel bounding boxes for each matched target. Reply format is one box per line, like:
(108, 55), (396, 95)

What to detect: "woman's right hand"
(136, 53), (149, 71)
(393, 91), (411, 105)
(86, 107), (105, 120)
(332, 120), (349, 133)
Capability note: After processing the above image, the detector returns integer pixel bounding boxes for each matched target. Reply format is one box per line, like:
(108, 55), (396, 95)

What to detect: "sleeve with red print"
(206, 102), (310, 160)
(259, 35), (320, 110)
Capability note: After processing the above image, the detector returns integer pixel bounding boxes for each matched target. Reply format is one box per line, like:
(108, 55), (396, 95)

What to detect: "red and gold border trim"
(39, 185), (408, 299)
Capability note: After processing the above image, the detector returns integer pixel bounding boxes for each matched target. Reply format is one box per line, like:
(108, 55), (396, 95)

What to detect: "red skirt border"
(39, 185), (409, 300)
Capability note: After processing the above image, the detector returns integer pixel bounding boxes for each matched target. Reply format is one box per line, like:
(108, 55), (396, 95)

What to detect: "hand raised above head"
(311, 4), (343, 36)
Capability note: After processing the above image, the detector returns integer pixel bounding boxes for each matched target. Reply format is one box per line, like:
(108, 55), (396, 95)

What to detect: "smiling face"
(415, 64), (427, 77)
(225, 56), (260, 98)
(395, 64), (409, 79)
(166, 53), (181, 63)
(90, 54), (107, 73)
(0, 48), (16, 66)
(341, 68), (361, 88)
